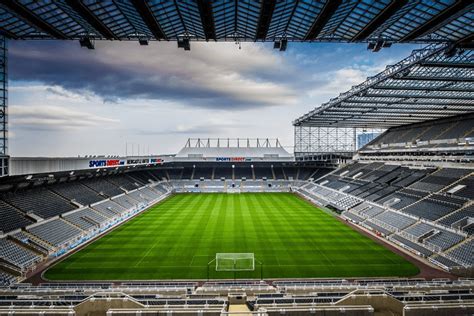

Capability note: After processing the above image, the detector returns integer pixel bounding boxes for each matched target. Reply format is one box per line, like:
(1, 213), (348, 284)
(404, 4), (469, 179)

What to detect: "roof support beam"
(324, 106), (472, 112)
(308, 113), (450, 119)
(131, 0), (166, 40)
(196, 0), (216, 41)
(2, 0), (68, 39)
(457, 33), (474, 48)
(356, 93), (473, 101)
(65, 0), (118, 40)
(300, 123), (402, 128)
(321, 110), (468, 117)
(297, 120), (405, 125)
(0, 28), (18, 40)
(340, 100), (474, 106)
(304, 0), (341, 40)
(255, 0), (276, 40)
(304, 118), (419, 123)
(304, 121), (427, 127)
(397, 76), (474, 82)
(401, 0), (471, 42)
(419, 61), (474, 68)
(306, 119), (445, 126)
(373, 85), (474, 93)
(351, 0), (408, 41)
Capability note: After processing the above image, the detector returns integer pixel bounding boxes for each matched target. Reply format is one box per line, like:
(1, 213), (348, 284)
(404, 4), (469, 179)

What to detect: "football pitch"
(44, 193), (419, 280)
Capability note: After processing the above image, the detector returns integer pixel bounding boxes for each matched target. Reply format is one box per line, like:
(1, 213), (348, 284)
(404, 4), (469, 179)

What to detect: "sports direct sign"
(89, 159), (125, 168)
(215, 157), (252, 162)
(88, 158), (164, 168)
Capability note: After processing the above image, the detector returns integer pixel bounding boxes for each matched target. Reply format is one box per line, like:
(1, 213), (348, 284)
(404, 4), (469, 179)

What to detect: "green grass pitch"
(44, 193), (419, 280)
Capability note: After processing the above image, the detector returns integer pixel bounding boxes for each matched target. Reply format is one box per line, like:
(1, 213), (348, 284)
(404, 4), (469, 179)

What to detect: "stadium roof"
(293, 43), (474, 128)
(175, 138), (293, 158)
(0, 0), (472, 44)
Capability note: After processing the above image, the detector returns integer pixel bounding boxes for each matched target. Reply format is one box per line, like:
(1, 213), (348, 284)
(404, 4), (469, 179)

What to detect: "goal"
(215, 253), (255, 271)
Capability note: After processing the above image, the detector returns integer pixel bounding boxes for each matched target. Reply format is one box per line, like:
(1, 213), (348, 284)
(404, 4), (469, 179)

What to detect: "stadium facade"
(0, 1), (473, 315)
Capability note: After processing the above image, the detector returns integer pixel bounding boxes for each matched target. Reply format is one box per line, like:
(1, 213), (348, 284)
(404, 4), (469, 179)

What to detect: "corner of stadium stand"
(0, 1), (473, 315)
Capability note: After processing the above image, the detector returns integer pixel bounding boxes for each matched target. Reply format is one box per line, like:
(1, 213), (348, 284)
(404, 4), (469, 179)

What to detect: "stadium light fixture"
(367, 40), (390, 52)
(178, 38), (190, 51)
(273, 39), (287, 51)
(372, 40), (383, 52)
(79, 37), (94, 49)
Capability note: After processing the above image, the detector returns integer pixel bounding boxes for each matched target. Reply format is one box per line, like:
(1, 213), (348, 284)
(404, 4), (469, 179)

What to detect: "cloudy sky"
(8, 40), (420, 157)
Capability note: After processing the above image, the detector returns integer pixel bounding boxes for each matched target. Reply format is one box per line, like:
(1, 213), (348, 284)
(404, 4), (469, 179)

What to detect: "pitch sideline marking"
(189, 255), (209, 267)
(134, 237), (161, 267)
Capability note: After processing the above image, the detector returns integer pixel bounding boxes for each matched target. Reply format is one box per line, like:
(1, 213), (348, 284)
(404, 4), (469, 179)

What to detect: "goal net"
(215, 253), (255, 271)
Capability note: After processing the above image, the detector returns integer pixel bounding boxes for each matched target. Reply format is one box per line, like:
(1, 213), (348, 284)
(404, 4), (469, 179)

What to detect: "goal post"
(215, 253), (255, 271)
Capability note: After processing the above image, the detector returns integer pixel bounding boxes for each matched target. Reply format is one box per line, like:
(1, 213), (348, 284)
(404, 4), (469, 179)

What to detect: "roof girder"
(396, 76), (474, 82)
(306, 113), (452, 121)
(2, 0), (68, 39)
(372, 84), (474, 93)
(130, 0), (166, 40)
(304, 0), (341, 40)
(323, 106), (472, 113)
(401, 0), (472, 42)
(354, 93), (473, 100)
(255, 0), (275, 40)
(196, 0), (216, 40)
(338, 100), (474, 106)
(65, 0), (118, 40)
(351, 0), (408, 42)
(419, 61), (474, 68)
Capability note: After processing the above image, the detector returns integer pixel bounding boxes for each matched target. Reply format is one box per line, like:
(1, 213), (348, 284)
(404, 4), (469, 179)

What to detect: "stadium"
(0, 1), (473, 315)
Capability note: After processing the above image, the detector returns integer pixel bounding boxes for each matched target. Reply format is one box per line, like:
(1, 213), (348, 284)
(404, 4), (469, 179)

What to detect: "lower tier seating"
(27, 219), (83, 248)
(0, 271), (16, 286)
(63, 208), (108, 231)
(0, 238), (41, 270)
(92, 200), (128, 217)
(374, 211), (416, 230)
(424, 230), (464, 251)
(390, 234), (433, 257)
(445, 240), (473, 266)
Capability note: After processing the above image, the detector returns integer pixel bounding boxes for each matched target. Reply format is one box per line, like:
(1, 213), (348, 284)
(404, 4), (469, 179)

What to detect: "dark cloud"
(9, 41), (298, 110)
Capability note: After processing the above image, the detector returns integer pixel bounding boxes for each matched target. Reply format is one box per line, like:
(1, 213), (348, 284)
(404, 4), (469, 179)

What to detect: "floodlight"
(274, 39), (287, 51)
(373, 40), (383, 52)
(79, 37), (94, 49)
(178, 38), (190, 51)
